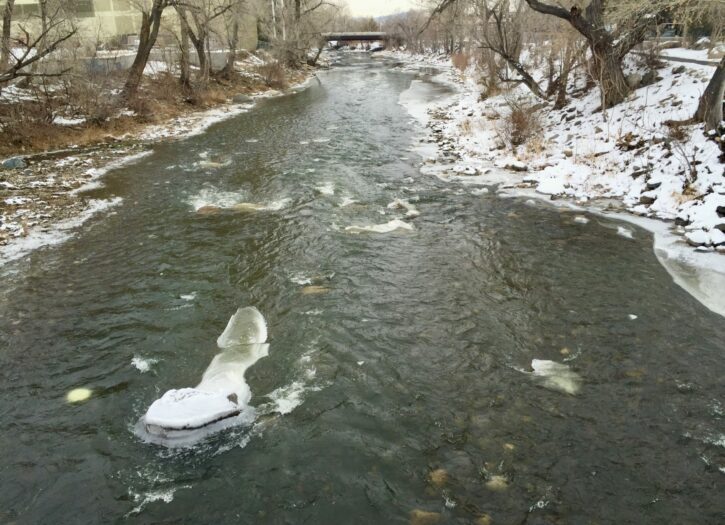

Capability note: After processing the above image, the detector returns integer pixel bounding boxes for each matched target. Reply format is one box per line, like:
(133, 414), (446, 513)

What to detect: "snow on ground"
(403, 47), (723, 249)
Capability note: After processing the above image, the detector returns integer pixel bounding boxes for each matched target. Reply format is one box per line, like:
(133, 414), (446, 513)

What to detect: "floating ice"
(617, 226), (634, 239)
(345, 219), (414, 234)
(530, 359), (581, 395)
(387, 198), (420, 218)
(141, 307), (269, 444)
(180, 292), (197, 301)
(574, 215), (590, 224)
(628, 314), (638, 320)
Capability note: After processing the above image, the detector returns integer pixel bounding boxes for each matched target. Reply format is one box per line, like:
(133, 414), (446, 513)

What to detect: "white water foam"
(132, 356), (158, 373)
(345, 219), (414, 234)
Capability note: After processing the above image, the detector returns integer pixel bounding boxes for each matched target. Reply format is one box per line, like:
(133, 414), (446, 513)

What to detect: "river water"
(0, 54), (723, 524)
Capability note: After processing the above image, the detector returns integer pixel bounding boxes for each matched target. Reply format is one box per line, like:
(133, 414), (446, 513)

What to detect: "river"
(0, 54), (723, 524)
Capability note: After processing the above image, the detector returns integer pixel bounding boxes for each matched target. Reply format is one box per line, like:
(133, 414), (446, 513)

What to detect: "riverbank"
(0, 56), (316, 263)
(402, 49), (723, 249)
(389, 48), (725, 317)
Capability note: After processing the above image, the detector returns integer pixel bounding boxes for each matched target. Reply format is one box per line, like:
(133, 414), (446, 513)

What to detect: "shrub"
(496, 99), (543, 150)
(256, 61), (288, 90)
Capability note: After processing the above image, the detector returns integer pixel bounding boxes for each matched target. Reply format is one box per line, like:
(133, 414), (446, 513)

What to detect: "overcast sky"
(345, 0), (418, 17)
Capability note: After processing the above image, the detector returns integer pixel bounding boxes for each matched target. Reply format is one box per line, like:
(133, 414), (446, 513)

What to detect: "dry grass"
(451, 53), (470, 73)
(0, 64), (293, 155)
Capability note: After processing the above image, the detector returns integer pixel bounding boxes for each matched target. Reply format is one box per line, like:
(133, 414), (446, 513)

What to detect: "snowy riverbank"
(0, 69), (317, 266)
(391, 48), (725, 318)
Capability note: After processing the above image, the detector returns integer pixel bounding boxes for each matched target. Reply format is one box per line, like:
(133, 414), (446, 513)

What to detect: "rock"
(641, 70), (658, 86)
(2, 156), (27, 169)
(671, 65), (686, 75)
(428, 468), (448, 488)
(410, 509), (441, 525)
(716, 206), (725, 218)
(496, 160), (528, 172)
(232, 94), (253, 103)
(710, 228), (725, 246)
(301, 285), (329, 295)
(646, 180), (662, 190)
(685, 229), (709, 247)
(639, 194), (657, 205)
(563, 148), (573, 157)
(594, 126), (604, 134)
(475, 515), (493, 525)
(196, 205), (222, 215)
(626, 73), (642, 89)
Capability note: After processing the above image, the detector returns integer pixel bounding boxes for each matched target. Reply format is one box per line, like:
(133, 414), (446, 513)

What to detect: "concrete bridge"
(322, 32), (387, 42)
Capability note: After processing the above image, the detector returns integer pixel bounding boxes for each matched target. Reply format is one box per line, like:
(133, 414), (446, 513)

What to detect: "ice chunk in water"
(142, 307), (269, 440)
(531, 359), (581, 395)
(217, 306), (267, 348)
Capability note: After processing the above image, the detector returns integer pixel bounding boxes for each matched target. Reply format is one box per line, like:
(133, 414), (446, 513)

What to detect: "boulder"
(641, 70), (659, 86)
(685, 229), (709, 247)
(626, 73), (643, 89)
(639, 194), (657, 205)
(2, 157), (27, 170)
(671, 65), (686, 75)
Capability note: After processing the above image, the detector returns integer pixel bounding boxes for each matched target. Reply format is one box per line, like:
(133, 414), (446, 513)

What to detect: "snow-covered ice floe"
(138, 307), (269, 447)
(345, 219), (414, 234)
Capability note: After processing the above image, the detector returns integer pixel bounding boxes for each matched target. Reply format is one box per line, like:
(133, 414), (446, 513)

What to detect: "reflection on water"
(0, 53), (723, 524)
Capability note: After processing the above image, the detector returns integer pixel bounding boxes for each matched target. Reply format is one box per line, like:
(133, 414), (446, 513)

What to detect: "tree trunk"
(1, 0), (15, 69)
(179, 15), (191, 90)
(591, 43), (630, 108)
(294, 0), (300, 22)
(123, 0), (165, 99)
(190, 32), (207, 83)
(695, 56), (725, 131)
(219, 20), (239, 80)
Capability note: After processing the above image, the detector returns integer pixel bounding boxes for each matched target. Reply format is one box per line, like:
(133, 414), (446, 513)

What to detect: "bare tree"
(123, 0), (171, 99)
(0, 3), (77, 86)
(477, 0), (547, 100)
(1, 0), (15, 69)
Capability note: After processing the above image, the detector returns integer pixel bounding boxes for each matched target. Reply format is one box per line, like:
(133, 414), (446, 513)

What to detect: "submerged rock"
(485, 475), (509, 491)
(66, 387), (93, 403)
(428, 468), (448, 488)
(196, 205), (222, 215)
(301, 285), (329, 295)
(410, 509), (442, 525)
